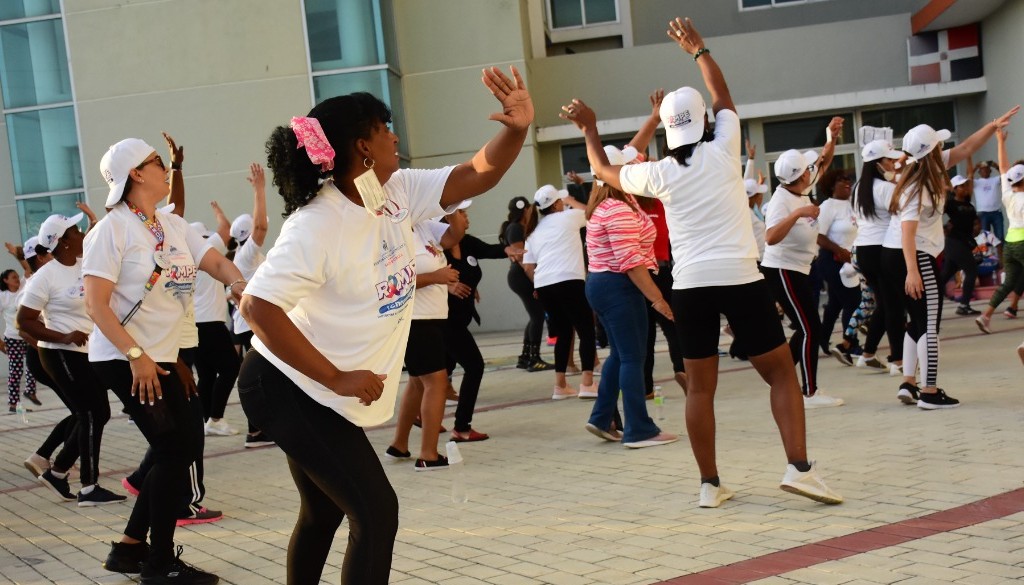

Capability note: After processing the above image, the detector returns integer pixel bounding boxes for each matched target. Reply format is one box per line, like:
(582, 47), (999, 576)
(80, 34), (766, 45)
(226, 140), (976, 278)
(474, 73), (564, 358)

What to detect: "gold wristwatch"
(126, 346), (144, 361)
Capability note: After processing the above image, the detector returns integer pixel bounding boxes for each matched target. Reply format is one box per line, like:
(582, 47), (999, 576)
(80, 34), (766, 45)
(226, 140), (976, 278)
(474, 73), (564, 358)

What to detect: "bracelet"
(171, 164), (182, 171)
(228, 279), (247, 289)
(693, 47), (710, 62)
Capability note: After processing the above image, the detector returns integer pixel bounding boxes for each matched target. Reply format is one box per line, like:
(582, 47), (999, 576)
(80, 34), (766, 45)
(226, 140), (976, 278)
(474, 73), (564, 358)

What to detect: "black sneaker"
(39, 469), (76, 501)
(917, 389), (960, 410)
(23, 391), (42, 406)
(244, 431), (274, 448)
(141, 546), (218, 585)
(384, 446), (411, 461)
(956, 304), (981, 315)
(176, 507), (223, 526)
(896, 383), (920, 405)
(526, 358), (553, 372)
(78, 485), (128, 507)
(829, 347), (853, 367)
(103, 540), (149, 574)
(413, 455), (449, 472)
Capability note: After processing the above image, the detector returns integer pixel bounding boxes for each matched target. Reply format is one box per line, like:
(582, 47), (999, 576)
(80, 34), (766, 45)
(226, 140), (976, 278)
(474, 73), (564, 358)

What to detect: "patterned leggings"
(5, 337), (35, 406)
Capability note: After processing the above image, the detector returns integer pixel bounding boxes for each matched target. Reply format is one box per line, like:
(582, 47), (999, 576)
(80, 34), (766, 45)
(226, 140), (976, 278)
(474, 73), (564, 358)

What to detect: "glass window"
(763, 114), (854, 153)
(16, 191), (83, 241)
(304, 0), (384, 71)
(0, 19), (71, 108)
(0, 0), (60, 21)
(861, 102), (956, 138)
(741, 0), (773, 8)
(312, 69), (408, 158)
(6, 106), (82, 195)
(549, 0), (617, 29)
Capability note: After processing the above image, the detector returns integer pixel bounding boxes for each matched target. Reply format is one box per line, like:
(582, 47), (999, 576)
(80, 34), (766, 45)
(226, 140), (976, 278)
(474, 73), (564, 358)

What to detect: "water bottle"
(653, 386), (665, 421)
(16, 401), (28, 424)
(445, 441), (467, 504)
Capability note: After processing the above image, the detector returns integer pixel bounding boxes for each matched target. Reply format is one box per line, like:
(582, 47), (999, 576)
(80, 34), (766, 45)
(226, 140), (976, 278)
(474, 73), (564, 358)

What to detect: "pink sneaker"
(552, 386), (577, 400)
(176, 507), (223, 526)
(121, 477), (140, 497)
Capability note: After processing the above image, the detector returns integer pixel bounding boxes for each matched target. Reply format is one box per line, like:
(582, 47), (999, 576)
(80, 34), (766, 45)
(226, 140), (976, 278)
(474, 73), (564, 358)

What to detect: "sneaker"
(23, 391), (41, 406)
(526, 358), (554, 372)
(565, 363), (582, 376)
(780, 462), (843, 504)
(413, 455), (449, 471)
(552, 386), (577, 400)
(176, 507), (223, 526)
(830, 347), (853, 367)
(78, 485), (128, 507)
(698, 482), (734, 508)
(516, 354), (529, 369)
(578, 383), (598, 399)
(244, 431), (274, 448)
(896, 382), (920, 405)
(384, 446), (411, 461)
(103, 540), (149, 574)
(451, 429), (489, 442)
(623, 432), (679, 449)
(204, 419), (238, 436)
(975, 315), (992, 334)
(889, 363), (903, 377)
(917, 389), (960, 410)
(24, 453), (49, 478)
(140, 545), (218, 585)
(584, 422), (622, 442)
(38, 469), (76, 502)
(803, 393), (844, 409)
(1005, 307), (1018, 319)
(956, 304), (981, 315)
(122, 477), (141, 497)
(855, 355), (886, 370)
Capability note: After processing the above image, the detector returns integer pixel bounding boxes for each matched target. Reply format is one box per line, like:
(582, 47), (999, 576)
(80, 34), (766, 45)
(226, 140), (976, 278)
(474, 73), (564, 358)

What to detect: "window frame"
(738, 0), (831, 12)
(544, 0), (620, 32)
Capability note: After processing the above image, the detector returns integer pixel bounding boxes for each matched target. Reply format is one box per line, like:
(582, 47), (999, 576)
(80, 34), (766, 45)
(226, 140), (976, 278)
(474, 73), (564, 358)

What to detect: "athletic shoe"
(140, 545), (218, 585)
(23, 391), (41, 406)
(896, 382), (920, 405)
(803, 393), (844, 409)
(565, 363), (582, 376)
(78, 485), (127, 507)
(103, 540), (149, 574)
(384, 446), (411, 461)
(244, 431), (274, 448)
(176, 507), (223, 527)
(451, 429), (489, 442)
(584, 422), (622, 442)
(855, 355), (886, 370)
(956, 304), (981, 315)
(24, 453), (49, 478)
(578, 383), (598, 399)
(917, 389), (960, 410)
(38, 469), (76, 502)
(204, 419), (238, 436)
(552, 386), (577, 400)
(1005, 307), (1018, 319)
(975, 315), (992, 334)
(829, 347), (853, 366)
(414, 455), (449, 471)
(889, 363), (902, 377)
(623, 432), (679, 449)
(780, 462), (843, 504)
(526, 358), (554, 372)
(698, 483), (734, 508)
(122, 477), (141, 497)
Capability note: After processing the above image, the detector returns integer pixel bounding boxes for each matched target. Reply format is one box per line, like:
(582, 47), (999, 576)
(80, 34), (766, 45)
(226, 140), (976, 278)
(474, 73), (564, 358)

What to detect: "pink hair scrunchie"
(290, 116), (336, 172)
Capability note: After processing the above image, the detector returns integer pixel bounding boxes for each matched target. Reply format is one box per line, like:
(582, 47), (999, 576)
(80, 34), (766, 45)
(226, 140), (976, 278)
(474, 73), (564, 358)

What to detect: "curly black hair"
(266, 92), (392, 216)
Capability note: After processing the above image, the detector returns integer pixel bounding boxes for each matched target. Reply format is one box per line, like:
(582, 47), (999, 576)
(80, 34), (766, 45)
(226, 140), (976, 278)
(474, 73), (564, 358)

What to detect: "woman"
(522, 185), (597, 399)
(18, 213), (126, 506)
(815, 169), (861, 365)
(563, 16), (840, 509)
(762, 135), (845, 409)
(851, 139), (903, 373)
(2, 268), (38, 412)
(236, 68), (531, 584)
(500, 197), (552, 372)
(583, 146), (678, 449)
(84, 137), (246, 582)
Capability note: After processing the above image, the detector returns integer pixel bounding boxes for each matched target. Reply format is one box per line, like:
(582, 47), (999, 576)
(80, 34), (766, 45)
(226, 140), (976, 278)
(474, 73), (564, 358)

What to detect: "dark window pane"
(550, 0), (583, 28)
(0, 19), (72, 108)
(560, 137), (630, 175)
(17, 192), (83, 241)
(861, 102), (956, 138)
(6, 106), (81, 195)
(764, 114), (854, 152)
(305, 0), (383, 71)
(741, 0), (773, 7)
(584, 0), (616, 24)
(313, 70), (408, 158)
(0, 0), (60, 21)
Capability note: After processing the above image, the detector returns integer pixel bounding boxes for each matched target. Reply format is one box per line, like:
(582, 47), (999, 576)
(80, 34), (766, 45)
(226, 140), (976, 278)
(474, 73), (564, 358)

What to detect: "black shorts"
(404, 319), (447, 376)
(672, 279), (786, 360)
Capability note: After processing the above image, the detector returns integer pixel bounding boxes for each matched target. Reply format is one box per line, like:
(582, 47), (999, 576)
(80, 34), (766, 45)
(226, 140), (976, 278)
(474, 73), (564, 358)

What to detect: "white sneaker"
(780, 462), (843, 504)
(888, 363), (902, 377)
(699, 483), (734, 508)
(578, 383), (598, 399)
(803, 393), (844, 409)
(622, 432), (679, 449)
(855, 355), (886, 371)
(205, 419), (239, 436)
(552, 386), (577, 400)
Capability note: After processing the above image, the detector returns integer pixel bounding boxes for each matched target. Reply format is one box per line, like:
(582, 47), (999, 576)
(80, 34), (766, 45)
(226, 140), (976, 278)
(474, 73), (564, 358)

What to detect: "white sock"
(80, 484), (95, 495)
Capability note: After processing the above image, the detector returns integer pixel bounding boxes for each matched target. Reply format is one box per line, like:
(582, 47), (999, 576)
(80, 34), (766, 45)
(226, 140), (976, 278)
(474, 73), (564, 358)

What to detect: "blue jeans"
(585, 272), (660, 443)
(979, 211), (1005, 243)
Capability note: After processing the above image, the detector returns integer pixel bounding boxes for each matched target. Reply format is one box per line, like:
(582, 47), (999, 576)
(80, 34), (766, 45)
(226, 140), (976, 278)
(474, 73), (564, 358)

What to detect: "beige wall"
(977, 0), (1024, 164)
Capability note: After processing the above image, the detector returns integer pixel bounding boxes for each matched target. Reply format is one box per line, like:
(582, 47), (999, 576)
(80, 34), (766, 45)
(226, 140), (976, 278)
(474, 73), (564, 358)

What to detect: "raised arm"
(997, 127), (1010, 176)
(163, 132), (185, 218)
(669, 17), (734, 114)
(247, 163), (269, 247)
(210, 201), (231, 244)
(439, 66), (534, 208)
(4, 243), (32, 276)
(948, 106), (1020, 169)
(561, 100), (623, 192)
(744, 139), (757, 180)
(815, 117), (845, 174)
(75, 202), (99, 231)
(628, 89), (665, 154)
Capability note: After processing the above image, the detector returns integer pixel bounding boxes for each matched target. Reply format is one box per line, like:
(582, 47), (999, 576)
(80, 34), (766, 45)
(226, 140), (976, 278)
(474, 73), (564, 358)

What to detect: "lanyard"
(120, 202), (168, 326)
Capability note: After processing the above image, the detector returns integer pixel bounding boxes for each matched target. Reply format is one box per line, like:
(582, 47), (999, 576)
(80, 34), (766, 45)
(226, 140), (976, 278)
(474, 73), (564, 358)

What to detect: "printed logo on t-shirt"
(162, 245), (198, 299)
(66, 279), (84, 298)
(375, 261), (415, 316)
(424, 239), (443, 259)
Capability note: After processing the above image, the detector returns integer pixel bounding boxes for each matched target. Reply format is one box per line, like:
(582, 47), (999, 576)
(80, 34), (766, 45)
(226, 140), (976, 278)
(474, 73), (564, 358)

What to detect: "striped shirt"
(586, 196), (657, 274)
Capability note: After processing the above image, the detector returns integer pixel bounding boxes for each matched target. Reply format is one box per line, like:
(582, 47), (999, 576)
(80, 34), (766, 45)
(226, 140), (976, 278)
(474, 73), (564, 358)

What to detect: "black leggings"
(818, 252), (861, 349)
(445, 321), (485, 432)
(508, 266), (545, 346)
(239, 351), (398, 585)
(905, 251), (943, 387)
(535, 279), (596, 373)
(92, 359), (202, 567)
(38, 349), (110, 486)
(26, 345), (75, 460)
(765, 267), (820, 396)
(879, 248), (909, 362)
(940, 237), (978, 303)
(645, 266), (684, 392)
(195, 322), (241, 420)
(855, 246), (889, 355)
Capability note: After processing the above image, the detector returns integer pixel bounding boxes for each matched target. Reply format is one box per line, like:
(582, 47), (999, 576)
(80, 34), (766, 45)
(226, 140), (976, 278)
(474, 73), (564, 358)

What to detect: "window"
(6, 106), (81, 195)
(0, 0), (60, 21)
(547, 0), (618, 30)
(740, 0), (830, 10)
(0, 19), (71, 108)
(763, 114), (854, 153)
(861, 102), (956, 139)
(16, 192), (84, 242)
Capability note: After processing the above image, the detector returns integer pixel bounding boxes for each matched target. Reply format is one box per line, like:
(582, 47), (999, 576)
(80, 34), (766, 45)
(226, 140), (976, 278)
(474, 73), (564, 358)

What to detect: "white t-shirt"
(180, 300), (198, 349)
(762, 186), (819, 274)
(82, 204), (212, 363)
(818, 198), (858, 251)
(231, 237), (265, 334)
(194, 233), (229, 324)
(411, 220), (450, 320)
(853, 179), (896, 247)
(1001, 175), (1024, 231)
(246, 167), (453, 428)
(522, 208), (587, 288)
(975, 176), (1001, 212)
(750, 208), (766, 261)
(883, 150), (951, 256)
(620, 109), (761, 289)
(18, 259), (91, 353)
(1, 289), (21, 339)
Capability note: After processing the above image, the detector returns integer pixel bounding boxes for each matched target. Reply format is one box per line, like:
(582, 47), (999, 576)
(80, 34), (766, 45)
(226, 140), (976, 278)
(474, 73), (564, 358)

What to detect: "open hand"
(130, 354), (170, 406)
(993, 105), (1021, 130)
(448, 282), (472, 299)
(667, 17), (704, 55)
(247, 163), (265, 191)
(649, 89), (665, 115)
(482, 66), (533, 131)
(559, 99), (596, 132)
(162, 132), (184, 168)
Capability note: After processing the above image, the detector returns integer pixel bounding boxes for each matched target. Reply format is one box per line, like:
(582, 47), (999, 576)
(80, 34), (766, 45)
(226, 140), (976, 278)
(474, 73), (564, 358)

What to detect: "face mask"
(877, 164), (895, 182)
(801, 186), (814, 196)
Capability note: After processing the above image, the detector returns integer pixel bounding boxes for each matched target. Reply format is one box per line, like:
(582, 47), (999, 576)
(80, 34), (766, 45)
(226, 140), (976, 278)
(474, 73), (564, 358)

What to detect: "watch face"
(127, 347), (143, 360)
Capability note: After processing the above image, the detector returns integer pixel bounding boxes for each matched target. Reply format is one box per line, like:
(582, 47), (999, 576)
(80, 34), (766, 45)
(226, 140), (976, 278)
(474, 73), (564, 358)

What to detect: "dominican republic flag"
(908, 24), (983, 85)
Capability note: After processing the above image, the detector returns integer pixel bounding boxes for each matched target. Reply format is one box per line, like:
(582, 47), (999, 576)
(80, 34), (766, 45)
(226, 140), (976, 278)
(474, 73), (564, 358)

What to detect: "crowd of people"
(1, 15), (1022, 585)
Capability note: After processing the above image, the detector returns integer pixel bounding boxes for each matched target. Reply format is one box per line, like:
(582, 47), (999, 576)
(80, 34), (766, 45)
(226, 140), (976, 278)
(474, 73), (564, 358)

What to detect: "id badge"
(353, 167), (388, 217)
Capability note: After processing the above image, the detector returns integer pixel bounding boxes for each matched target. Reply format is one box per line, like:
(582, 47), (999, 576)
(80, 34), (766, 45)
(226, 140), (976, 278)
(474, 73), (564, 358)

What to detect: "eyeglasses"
(136, 155), (165, 171)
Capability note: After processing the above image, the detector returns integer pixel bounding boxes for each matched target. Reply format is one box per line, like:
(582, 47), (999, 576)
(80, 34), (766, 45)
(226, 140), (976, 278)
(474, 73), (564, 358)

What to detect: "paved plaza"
(1, 303), (1023, 585)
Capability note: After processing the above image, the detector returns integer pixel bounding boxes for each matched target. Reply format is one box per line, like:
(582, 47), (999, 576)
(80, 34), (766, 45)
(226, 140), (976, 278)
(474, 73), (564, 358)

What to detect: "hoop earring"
(363, 157), (375, 169)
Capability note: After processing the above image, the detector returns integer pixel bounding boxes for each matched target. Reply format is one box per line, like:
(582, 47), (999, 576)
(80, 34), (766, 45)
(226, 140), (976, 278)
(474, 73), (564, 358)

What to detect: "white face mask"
(881, 168), (896, 182)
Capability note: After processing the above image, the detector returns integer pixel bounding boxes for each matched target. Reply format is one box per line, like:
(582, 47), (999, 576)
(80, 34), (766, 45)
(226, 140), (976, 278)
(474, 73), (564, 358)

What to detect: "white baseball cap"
(99, 138), (156, 207)
(37, 212), (84, 252)
(774, 150), (809, 185)
(839, 262), (860, 288)
(189, 221), (212, 237)
(230, 213), (254, 241)
(862, 139), (902, 163)
(744, 178), (767, 197)
(534, 185), (568, 210)
(1007, 164), (1024, 185)
(803, 150), (819, 169)
(901, 124), (951, 162)
(593, 145), (640, 186)
(660, 87), (706, 149)
(950, 175), (969, 188)
(23, 237), (39, 260)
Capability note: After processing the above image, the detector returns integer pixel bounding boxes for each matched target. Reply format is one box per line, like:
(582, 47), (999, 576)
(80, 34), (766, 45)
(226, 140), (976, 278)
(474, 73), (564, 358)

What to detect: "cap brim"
(936, 129), (952, 143)
(104, 180), (127, 207)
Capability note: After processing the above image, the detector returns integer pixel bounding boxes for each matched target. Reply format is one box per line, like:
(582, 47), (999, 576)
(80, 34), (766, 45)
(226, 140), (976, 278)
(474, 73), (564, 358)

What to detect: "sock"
(51, 470), (68, 480)
(791, 461), (812, 472)
(80, 484), (95, 495)
(701, 476), (720, 487)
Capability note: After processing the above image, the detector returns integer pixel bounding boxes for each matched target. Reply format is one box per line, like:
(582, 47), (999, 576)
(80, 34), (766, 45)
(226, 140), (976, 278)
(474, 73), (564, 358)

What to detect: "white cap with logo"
(99, 138), (156, 208)
(1008, 164), (1024, 185)
(839, 262), (860, 288)
(744, 178), (768, 197)
(38, 212), (84, 252)
(189, 221), (212, 237)
(901, 124), (951, 162)
(774, 150), (809, 185)
(230, 214), (254, 241)
(862, 139), (902, 163)
(950, 175), (969, 188)
(660, 87), (706, 149)
(23, 237), (39, 260)
(534, 185), (569, 210)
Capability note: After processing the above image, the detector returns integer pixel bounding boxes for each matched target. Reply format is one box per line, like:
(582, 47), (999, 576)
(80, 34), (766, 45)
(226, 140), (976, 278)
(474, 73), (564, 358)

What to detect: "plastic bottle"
(445, 441), (467, 504)
(653, 386), (665, 421)
(16, 401), (28, 424)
